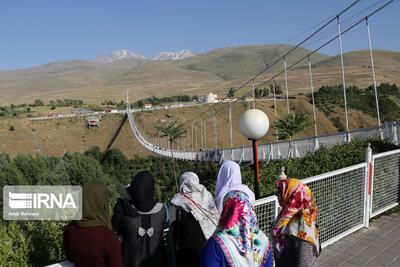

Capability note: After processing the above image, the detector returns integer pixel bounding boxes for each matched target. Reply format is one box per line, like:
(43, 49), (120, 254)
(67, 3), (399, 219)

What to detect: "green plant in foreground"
(155, 120), (186, 192)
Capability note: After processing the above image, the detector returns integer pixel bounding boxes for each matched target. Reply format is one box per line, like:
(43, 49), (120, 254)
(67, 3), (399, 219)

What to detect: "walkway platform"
(319, 210), (400, 266)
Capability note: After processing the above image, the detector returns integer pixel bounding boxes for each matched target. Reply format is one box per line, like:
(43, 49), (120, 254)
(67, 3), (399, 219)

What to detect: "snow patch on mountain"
(154, 49), (195, 60)
(89, 49), (147, 63)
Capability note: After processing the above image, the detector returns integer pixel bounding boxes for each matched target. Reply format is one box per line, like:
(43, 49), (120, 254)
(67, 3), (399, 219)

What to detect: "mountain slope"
(0, 46), (399, 105)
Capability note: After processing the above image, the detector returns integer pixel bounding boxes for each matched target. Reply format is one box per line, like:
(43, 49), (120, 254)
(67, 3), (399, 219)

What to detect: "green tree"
(137, 100), (144, 108)
(255, 88), (263, 98)
(263, 87), (269, 97)
(192, 95), (199, 102)
(227, 88), (235, 97)
(154, 120), (186, 192)
(273, 112), (312, 157)
(274, 112), (312, 140)
(33, 99), (44, 107)
(270, 83), (283, 95)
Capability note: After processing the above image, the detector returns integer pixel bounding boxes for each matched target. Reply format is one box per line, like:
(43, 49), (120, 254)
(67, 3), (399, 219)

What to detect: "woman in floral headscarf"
(169, 171), (220, 267)
(199, 190), (272, 267)
(271, 178), (320, 267)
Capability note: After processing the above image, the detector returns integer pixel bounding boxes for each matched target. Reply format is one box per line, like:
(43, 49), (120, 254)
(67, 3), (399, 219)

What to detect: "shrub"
(0, 222), (30, 266)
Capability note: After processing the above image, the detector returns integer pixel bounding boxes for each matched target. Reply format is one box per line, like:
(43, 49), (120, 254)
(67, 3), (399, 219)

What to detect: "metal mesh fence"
(253, 165), (366, 246)
(372, 151), (400, 215)
(254, 198), (278, 235)
(303, 165), (366, 244)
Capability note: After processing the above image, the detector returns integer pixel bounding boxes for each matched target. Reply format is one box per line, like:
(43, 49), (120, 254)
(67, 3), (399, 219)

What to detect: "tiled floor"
(318, 211), (400, 267)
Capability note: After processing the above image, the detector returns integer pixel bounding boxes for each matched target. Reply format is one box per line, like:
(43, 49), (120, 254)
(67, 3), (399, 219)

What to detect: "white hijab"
(215, 160), (255, 214)
(171, 171), (219, 239)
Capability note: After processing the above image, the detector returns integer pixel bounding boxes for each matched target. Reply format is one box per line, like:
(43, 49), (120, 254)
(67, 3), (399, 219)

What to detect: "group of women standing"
(64, 160), (320, 267)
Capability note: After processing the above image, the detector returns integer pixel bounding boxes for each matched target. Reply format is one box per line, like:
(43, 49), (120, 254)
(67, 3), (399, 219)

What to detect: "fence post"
(313, 137), (320, 154)
(364, 143), (372, 228)
(392, 123), (398, 145)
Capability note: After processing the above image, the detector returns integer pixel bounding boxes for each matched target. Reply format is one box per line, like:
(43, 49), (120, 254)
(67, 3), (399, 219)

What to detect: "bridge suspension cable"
(283, 57), (290, 115)
(337, 15), (350, 142)
(307, 56), (318, 139)
(229, 101), (233, 148)
(272, 78), (279, 142)
(365, 17), (381, 127)
(213, 109), (218, 149)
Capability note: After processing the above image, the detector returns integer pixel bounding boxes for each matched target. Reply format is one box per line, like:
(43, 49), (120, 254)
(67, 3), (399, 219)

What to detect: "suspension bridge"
(103, 0), (400, 163)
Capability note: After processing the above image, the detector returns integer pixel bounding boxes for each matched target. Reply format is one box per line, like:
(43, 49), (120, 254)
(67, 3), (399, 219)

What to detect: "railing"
(370, 149), (400, 217)
(253, 146), (400, 249)
(127, 106), (400, 162)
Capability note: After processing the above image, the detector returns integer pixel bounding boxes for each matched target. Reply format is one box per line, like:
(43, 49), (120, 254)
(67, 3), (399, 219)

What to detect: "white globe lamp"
(239, 109), (269, 140)
(239, 109), (269, 200)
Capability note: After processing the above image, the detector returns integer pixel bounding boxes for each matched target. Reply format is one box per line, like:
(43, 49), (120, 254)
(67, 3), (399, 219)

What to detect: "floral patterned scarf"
(171, 172), (219, 239)
(213, 190), (271, 267)
(271, 178), (320, 259)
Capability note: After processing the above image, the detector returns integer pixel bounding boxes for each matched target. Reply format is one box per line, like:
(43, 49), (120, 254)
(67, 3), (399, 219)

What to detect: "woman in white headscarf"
(169, 171), (220, 267)
(215, 160), (255, 214)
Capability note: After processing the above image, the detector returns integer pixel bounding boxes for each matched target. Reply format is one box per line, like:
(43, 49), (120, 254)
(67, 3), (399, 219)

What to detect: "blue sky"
(1, 0), (399, 69)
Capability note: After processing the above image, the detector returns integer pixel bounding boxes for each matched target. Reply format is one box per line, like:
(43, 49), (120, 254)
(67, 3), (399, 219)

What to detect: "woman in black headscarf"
(112, 171), (169, 267)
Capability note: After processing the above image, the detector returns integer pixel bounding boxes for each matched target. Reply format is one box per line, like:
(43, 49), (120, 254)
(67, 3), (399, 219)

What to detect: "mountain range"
(89, 49), (196, 63)
(0, 45), (399, 105)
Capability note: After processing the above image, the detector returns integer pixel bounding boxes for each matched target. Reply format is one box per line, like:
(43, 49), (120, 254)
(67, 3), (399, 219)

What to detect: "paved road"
(319, 210), (400, 266)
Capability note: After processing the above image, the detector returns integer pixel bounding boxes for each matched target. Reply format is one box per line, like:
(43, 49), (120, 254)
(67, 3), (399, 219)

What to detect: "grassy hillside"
(0, 58), (147, 105)
(260, 49), (400, 96)
(1, 47), (399, 106)
(0, 44), (331, 105)
(0, 114), (152, 159)
(0, 95), (381, 159)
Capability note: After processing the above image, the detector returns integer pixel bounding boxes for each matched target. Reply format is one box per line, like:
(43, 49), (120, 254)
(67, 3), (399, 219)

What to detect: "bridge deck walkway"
(319, 209), (400, 267)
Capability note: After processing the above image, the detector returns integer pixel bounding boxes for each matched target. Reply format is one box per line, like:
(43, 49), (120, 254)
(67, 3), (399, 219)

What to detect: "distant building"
(144, 104), (152, 109)
(215, 97), (237, 102)
(204, 93), (218, 103)
(107, 109), (118, 113)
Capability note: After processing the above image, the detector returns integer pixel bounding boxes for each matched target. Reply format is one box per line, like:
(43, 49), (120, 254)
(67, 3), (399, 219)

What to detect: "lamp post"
(239, 109), (269, 199)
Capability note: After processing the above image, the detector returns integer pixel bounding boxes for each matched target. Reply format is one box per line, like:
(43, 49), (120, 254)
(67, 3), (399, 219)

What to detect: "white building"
(204, 93), (218, 103)
(144, 104), (152, 109)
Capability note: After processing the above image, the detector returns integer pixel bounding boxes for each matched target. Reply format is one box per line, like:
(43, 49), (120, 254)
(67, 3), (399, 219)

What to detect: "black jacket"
(169, 205), (207, 267)
(112, 198), (168, 267)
